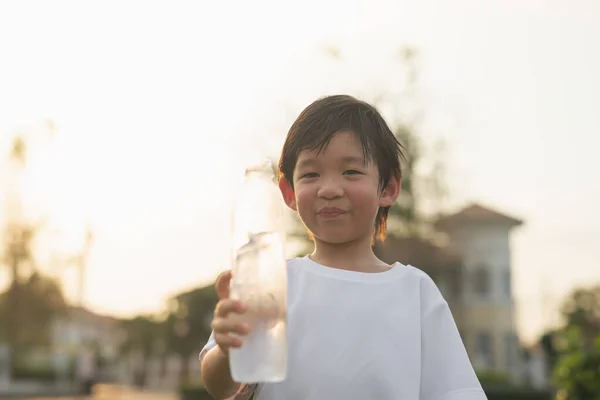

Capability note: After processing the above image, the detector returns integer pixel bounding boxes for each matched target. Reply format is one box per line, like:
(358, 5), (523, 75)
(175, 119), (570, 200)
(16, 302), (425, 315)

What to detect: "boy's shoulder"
(285, 256), (440, 291)
(285, 256), (447, 320)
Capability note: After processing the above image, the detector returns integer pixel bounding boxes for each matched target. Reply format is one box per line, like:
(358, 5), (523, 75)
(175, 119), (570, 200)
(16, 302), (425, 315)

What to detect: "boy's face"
(280, 131), (398, 245)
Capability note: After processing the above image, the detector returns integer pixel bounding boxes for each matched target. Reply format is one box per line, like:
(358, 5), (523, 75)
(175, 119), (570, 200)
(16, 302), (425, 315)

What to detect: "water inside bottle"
(229, 282), (287, 383)
(229, 232), (287, 383)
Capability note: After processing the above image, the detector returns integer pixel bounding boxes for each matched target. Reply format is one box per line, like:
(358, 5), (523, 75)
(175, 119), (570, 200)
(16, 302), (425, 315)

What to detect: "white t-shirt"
(200, 256), (486, 400)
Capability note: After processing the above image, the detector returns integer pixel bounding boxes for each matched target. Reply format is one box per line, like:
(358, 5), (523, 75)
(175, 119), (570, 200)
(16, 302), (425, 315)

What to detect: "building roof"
(374, 235), (462, 272)
(67, 306), (120, 326)
(434, 203), (523, 231)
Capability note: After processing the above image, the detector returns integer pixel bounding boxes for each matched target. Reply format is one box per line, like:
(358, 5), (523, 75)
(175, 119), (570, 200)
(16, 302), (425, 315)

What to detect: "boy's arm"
(200, 345), (241, 399)
(418, 273), (487, 400)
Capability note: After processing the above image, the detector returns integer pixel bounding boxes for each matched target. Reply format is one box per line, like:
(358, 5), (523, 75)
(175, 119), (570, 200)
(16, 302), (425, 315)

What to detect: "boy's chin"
(312, 232), (361, 245)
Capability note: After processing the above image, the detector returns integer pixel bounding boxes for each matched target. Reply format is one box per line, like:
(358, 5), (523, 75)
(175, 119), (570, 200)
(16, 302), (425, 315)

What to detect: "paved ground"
(26, 397), (176, 400)
(19, 384), (178, 400)
(24, 396), (176, 400)
(23, 393), (177, 400)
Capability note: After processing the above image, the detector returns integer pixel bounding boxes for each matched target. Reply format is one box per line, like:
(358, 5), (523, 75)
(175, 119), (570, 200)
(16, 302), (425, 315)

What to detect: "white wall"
(448, 224), (514, 304)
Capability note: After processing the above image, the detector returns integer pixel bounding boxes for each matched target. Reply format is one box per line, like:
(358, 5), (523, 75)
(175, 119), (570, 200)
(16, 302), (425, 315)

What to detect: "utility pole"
(539, 275), (554, 333)
(76, 225), (93, 307)
(48, 224), (94, 307)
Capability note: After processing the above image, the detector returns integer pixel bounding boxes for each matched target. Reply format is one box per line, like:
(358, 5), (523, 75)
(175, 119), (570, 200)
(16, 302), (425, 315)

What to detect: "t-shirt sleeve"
(199, 331), (218, 362)
(419, 273), (487, 400)
(199, 332), (257, 400)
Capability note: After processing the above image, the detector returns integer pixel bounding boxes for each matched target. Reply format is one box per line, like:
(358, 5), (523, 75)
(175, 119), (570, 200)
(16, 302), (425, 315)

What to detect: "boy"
(201, 95), (486, 399)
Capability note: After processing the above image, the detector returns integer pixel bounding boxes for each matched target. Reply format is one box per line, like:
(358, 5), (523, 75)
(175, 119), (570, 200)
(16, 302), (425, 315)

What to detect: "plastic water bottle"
(229, 160), (287, 383)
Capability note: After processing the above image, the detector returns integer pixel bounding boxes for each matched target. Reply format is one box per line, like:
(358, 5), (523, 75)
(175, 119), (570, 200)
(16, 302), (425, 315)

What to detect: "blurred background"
(0, 1), (599, 399)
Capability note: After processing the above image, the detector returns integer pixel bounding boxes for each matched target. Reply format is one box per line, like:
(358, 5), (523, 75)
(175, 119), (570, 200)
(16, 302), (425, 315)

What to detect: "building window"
(445, 269), (462, 300)
(472, 266), (490, 297)
(474, 331), (494, 370)
(504, 269), (512, 297)
(505, 332), (515, 370)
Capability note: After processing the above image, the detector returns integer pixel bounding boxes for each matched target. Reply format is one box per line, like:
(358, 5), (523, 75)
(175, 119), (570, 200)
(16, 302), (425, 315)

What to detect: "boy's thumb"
(215, 270), (232, 300)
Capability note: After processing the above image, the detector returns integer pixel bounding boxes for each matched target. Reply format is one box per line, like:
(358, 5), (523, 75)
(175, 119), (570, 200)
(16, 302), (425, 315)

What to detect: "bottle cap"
(244, 158), (275, 175)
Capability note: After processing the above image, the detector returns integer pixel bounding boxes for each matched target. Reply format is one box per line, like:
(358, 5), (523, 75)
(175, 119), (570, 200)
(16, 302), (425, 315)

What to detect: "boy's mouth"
(318, 207), (347, 217)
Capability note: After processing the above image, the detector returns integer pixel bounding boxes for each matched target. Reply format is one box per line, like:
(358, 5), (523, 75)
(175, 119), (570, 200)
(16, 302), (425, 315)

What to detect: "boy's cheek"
(293, 191), (316, 218)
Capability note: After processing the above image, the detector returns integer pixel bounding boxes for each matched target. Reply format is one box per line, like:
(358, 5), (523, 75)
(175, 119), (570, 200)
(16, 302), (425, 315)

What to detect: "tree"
(119, 315), (164, 357)
(560, 285), (600, 346)
(0, 272), (66, 347)
(0, 219), (67, 366)
(1, 132), (68, 372)
(117, 284), (218, 385)
(2, 135), (38, 369)
(364, 47), (449, 237)
(118, 314), (164, 387)
(549, 285), (600, 399)
(553, 326), (600, 400)
(163, 284), (218, 383)
(539, 329), (561, 379)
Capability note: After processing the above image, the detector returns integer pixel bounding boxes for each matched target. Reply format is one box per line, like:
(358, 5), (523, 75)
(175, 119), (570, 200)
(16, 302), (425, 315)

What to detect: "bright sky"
(0, 0), (599, 343)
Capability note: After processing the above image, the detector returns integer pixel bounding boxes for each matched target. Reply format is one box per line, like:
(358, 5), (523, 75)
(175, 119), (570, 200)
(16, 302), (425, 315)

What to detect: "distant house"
(51, 306), (123, 356)
(50, 306), (124, 380)
(375, 203), (524, 380)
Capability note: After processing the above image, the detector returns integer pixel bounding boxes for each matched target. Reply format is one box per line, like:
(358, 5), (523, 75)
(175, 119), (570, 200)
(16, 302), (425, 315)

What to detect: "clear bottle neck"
(244, 160), (276, 181)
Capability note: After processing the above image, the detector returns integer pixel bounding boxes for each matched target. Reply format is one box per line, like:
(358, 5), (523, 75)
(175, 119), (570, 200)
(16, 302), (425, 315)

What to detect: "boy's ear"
(279, 178), (297, 211)
(379, 175), (401, 207)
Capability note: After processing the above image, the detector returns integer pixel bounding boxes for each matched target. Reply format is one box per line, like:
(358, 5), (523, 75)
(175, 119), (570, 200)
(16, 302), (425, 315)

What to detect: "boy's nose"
(317, 179), (344, 199)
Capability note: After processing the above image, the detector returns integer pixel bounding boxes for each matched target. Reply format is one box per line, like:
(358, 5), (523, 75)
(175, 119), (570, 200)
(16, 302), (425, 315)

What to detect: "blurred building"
(51, 306), (122, 356)
(375, 203), (524, 380)
(50, 306), (124, 380)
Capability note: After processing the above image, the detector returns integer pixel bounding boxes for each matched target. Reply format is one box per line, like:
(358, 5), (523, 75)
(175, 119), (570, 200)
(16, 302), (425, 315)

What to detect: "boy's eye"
(343, 170), (362, 175)
(301, 172), (319, 179)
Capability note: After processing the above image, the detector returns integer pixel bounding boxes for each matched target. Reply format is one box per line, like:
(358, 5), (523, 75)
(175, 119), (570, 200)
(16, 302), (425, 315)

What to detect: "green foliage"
(476, 370), (553, 400)
(388, 122), (419, 234)
(483, 388), (553, 400)
(179, 377), (211, 400)
(552, 326), (600, 400)
(119, 283), (218, 384)
(476, 369), (512, 389)
(120, 284), (218, 358)
(11, 364), (57, 382)
(0, 271), (67, 356)
(542, 286), (600, 399)
(180, 379), (205, 390)
(539, 330), (560, 374)
(2, 221), (39, 283)
(164, 285), (217, 356)
(560, 285), (600, 344)
(179, 383), (212, 400)
(1, 134), (68, 371)
(119, 314), (164, 356)
(121, 285), (217, 369)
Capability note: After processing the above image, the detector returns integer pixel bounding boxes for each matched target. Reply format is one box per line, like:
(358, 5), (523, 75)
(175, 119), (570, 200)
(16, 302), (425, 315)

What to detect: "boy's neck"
(310, 235), (391, 273)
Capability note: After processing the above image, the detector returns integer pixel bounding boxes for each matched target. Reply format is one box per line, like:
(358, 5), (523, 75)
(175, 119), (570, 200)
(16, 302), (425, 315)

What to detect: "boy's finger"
(211, 319), (250, 335)
(215, 270), (232, 299)
(214, 299), (247, 317)
(214, 333), (243, 349)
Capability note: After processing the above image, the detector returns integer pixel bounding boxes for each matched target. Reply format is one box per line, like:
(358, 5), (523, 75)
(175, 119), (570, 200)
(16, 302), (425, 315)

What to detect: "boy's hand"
(211, 270), (250, 354)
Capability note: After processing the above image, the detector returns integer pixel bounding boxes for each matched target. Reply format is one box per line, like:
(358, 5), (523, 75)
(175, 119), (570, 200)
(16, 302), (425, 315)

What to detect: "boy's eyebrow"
(296, 158), (318, 170)
(296, 155), (366, 170)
